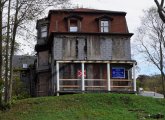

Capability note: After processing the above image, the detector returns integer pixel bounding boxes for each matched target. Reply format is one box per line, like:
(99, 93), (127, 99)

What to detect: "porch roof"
(56, 60), (137, 65)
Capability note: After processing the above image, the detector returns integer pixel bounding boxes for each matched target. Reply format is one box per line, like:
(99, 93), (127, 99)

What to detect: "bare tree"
(136, 7), (165, 98)
(0, 0), (71, 104)
(0, 0), (3, 105)
(0, 0), (8, 105)
(4, 0), (11, 103)
(154, 0), (165, 23)
(7, 0), (70, 102)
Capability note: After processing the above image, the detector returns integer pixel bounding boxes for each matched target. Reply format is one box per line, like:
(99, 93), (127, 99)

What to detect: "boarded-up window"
(88, 36), (100, 58)
(63, 38), (77, 59)
(85, 63), (107, 90)
(38, 51), (49, 66)
(59, 63), (81, 79)
(85, 63), (107, 79)
(112, 39), (125, 59)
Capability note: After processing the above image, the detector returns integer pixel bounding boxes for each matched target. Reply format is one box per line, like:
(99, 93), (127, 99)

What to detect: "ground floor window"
(84, 63), (107, 90)
(59, 63), (81, 91)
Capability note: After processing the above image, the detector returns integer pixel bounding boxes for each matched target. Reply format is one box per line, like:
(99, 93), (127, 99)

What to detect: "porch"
(54, 60), (136, 95)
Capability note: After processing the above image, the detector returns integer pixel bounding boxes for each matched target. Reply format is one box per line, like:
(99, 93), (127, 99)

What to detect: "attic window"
(95, 15), (113, 33)
(41, 26), (47, 38)
(64, 14), (83, 32)
(69, 19), (78, 32)
(100, 20), (109, 32)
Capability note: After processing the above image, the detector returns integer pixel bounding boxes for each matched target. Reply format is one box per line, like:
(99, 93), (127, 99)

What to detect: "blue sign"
(112, 67), (125, 78)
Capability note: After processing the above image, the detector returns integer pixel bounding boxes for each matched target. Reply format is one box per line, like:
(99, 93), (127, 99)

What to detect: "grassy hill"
(0, 93), (165, 120)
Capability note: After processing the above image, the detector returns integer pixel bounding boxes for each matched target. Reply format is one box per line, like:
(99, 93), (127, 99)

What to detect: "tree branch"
(154, 0), (165, 23)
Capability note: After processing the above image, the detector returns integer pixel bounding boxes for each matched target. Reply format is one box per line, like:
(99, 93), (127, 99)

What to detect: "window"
(23, 64), (28, 68)
(69, 19), (78, 32)
(41, 26), (47, 38)
(63, 38), (77, 58)
(64, 14), (83, 32)
(100, 20), (109, 32)
(96, 15), (113, 33)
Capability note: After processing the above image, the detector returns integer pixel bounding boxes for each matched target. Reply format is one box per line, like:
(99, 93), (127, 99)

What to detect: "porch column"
(56, 61), (60, 95)
(81, 62), (85, 91)
(107, 63), (111, 91)
(133, 62), (136, 92)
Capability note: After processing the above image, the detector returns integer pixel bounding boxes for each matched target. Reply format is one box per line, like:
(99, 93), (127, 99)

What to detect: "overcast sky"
(71, 0), (160, 76)
(71, 0), (155, 32)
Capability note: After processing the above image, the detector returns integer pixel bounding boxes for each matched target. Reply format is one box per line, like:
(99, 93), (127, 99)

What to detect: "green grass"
(0, 93), (165, 120)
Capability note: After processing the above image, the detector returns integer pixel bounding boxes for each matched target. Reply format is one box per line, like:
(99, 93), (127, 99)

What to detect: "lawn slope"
(0, 93), (165, 120)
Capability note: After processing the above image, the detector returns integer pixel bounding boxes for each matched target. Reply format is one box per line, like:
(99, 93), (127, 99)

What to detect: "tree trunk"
(8, 0), (19, 102)
(0, 0), (3, 104)
(4, 0), (11, 103)
(161, 72), (165, 98)
(159, 30), (165, 98)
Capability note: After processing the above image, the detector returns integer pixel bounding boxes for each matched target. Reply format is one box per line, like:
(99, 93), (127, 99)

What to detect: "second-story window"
(69, 19), (78, 32)
(41, 26), (47, 38)
(65, 14), (83, 32)
(96, 15), (113, 33)
(100, 20), (109, 32)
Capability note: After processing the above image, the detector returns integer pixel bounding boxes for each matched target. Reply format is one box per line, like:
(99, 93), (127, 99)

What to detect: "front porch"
(53, 60), (136, 95)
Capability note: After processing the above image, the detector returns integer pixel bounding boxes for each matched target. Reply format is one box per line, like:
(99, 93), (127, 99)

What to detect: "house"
(35, 8), (137, 96)
(13, 55), (36, 96)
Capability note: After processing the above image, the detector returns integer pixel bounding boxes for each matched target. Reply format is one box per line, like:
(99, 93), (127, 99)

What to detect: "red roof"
(48, 8), (126, 16)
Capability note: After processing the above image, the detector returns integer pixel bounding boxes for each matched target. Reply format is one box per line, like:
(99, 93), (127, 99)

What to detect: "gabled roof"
(13, 55), (36, 69)
(48, 8), (126, 17)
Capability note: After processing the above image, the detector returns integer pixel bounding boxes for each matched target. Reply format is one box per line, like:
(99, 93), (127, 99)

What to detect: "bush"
(12, 75), (30, 100)
(0, 101), (11, 111)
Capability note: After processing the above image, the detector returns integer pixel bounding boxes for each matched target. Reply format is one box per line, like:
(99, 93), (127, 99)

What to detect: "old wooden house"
(35, 8), (137, 96)
(13, 55), (36, 96)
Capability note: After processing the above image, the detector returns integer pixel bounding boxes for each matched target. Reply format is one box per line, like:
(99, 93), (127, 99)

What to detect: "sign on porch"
(112, 67), (125, 78)
(77, 70), (86, 78)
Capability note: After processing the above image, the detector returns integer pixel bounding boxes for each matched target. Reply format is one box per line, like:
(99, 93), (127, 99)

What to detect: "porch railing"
(56, 61), (136, 93)
(59, 78), (132, 91)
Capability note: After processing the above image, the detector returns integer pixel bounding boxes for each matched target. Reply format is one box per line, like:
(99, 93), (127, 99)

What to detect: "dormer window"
(41, 26), (47, 38)
(101, 20), (109, 32)
(69, 19), (78, 32)
(95, 15), (113, 33)
(64, 14), (83, 32)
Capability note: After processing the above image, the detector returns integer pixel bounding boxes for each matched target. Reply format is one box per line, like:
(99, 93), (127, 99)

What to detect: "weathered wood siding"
(37, 72), (51, 96)
(112, 37), (131, 60)
(38, 51), (49, 66)
(53, 35), (131, 61)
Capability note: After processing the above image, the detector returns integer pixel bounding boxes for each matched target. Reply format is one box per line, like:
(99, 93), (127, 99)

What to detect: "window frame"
(69, 19), (79, 32)
(100, 20), (109, 33)
(64, 15), (83, 32)
(40, 25), (48, 38)
(95, 15), (113, 33)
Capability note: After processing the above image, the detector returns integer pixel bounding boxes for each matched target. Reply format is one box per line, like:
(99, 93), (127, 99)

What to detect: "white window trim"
(41, 26), (47, 38)
(100, 20), (109, 33)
